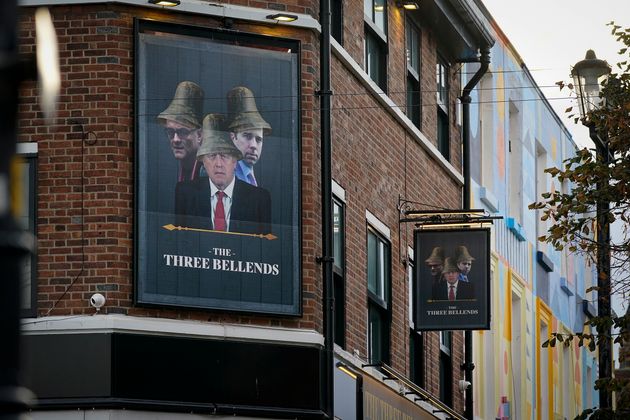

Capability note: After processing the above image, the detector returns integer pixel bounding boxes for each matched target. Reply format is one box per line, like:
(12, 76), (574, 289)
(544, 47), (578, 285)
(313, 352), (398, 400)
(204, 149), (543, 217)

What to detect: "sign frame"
(413, 228), (491, 331)
(133, 19), (302, 316)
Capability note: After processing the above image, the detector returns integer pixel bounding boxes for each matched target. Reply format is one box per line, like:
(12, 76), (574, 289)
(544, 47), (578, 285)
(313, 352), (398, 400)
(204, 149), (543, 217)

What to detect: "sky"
(482, 0), (630, 150)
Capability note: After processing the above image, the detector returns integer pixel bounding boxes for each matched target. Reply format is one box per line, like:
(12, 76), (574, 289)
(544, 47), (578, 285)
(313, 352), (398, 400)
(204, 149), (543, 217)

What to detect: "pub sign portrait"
(135, 20), (301, 315)
(414, 228), (490, 330)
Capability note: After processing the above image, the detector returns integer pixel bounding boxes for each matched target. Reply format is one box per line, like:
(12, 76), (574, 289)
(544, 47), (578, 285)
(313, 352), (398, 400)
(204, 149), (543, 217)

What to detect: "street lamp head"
(571, 49), (611, 121)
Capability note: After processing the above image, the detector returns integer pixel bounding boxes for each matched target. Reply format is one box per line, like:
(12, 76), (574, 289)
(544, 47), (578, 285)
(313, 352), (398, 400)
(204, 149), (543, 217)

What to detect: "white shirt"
(209, 177), (235, 230)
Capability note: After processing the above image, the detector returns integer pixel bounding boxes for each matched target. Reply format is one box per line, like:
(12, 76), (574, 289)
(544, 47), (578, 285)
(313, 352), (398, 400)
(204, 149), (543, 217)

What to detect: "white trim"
(332, 179), (346, 202)
(16, 142), (38, 155)
(19, 0), (321, 30)
(331, 37), (464, 185)
(21, 314), (324, 347)
(366, 210), (390, 240)
(407, 246), (414, 261)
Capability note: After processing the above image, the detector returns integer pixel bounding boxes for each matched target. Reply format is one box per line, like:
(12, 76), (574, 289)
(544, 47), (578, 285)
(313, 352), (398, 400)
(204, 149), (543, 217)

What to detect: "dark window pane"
(368, 304), (386, 363)
(331, 0), (343, 44)
(367, 230), (378, 295)
(365, 32), (386, 91)
(407, 75), (420, 128)
(438, 109), (449, 160)
(334, 272), (345, 347)
(410, 331), (424, 387)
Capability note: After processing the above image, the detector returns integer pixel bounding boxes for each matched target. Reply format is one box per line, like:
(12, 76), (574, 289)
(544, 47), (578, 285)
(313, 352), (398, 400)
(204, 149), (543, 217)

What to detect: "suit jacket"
(431, 280), (475, 301)
(175, 176), (272, 235)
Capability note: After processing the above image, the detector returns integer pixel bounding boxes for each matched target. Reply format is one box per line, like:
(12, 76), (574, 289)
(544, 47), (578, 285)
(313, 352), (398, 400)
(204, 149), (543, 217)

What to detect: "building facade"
(15, 1), (496, 419)
(467, 5), (599, 419)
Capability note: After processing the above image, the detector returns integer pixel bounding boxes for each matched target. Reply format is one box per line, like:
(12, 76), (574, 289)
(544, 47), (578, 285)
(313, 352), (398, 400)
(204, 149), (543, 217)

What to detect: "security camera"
(458, 380), (471, 392)
(90, 293), (105, 311)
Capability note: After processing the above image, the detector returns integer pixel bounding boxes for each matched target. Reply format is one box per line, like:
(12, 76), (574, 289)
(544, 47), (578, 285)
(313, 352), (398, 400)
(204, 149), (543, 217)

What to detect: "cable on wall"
(44, 120), (97, 316)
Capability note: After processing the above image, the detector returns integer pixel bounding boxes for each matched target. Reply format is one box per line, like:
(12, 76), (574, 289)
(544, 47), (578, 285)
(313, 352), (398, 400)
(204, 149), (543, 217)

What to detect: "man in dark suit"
(175, 114), (271, 235)
(431, 257), (475, 301)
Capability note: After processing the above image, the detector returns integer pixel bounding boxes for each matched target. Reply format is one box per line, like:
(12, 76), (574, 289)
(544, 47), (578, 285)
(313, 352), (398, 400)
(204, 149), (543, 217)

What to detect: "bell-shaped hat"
(226, 86), (272, 135)
(455, 245), (475, 263)
(425, 247), (445, 265)
(442, 257), (459, 273)
(197, 113), (243, 160)
(157, 81), (204, 129)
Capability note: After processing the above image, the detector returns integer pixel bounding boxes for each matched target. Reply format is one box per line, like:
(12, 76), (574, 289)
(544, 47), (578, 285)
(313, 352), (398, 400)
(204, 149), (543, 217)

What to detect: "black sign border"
(132, 18), (303, 316)
(413, 227), (491, 331)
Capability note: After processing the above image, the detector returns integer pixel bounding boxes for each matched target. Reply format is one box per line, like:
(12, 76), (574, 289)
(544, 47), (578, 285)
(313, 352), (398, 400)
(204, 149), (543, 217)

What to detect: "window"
(408, 250), (424, 386)
(508, 101), (523, 223)
(439, 331), (453, 407)
(331, 0), (343, 44)
(15, 153), (37, 317)
(436, 56), (450, 159)
(367, 227), (390, 364)
(333, 198), (345, 348)
(406, 20), (421, 128)
(364, 0), (387, 91)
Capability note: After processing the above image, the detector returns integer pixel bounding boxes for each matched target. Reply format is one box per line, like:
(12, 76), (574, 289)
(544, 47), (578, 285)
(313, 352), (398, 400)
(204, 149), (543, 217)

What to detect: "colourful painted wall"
(467, 14), (598, 420)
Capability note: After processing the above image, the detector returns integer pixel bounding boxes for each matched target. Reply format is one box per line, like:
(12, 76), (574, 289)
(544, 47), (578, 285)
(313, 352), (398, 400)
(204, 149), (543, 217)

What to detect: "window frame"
(405, 19), (421, 128)
(408, 248), (425, 386)
(333, 196), (346, 348)
(364, 0), (388, 92)
(436, 55), (450, 160)
(366, 225), (391, 365)
(439, 330), (453, 406)
(331, 0), (344, 44)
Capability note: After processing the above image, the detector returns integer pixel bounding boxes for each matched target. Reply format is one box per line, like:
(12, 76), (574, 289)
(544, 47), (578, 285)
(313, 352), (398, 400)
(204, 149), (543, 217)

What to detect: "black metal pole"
(591, 125), (612, 409)
(460, 47), (490, 420)
(318, 0), (334, 418)
(0, 1), (35, 419)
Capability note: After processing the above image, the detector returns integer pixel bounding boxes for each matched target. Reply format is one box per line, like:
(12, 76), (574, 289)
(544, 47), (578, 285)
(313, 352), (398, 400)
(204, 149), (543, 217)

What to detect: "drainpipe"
(460, 46), (490, 420)
(318, 0), (334, 418)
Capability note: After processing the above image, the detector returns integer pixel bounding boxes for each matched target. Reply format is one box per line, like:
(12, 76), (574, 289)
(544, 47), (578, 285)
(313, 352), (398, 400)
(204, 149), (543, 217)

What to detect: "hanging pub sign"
(134, 20), (301, 315)
(414, 228), (491, 330)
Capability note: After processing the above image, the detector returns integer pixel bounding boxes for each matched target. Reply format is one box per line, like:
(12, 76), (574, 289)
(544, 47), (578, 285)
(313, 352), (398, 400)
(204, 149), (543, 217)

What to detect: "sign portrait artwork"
(414, 229), (490, 330)
(135, 20), (301, 315)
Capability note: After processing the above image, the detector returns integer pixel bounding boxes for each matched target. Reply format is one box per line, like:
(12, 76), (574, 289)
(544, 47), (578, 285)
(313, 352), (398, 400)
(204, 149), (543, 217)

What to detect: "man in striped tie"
(226, 86), (272, 187)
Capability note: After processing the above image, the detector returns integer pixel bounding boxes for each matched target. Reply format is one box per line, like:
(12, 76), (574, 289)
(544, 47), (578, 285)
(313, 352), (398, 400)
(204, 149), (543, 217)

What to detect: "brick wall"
(18, 4), (320, 331)
(19, 0), (466, 412)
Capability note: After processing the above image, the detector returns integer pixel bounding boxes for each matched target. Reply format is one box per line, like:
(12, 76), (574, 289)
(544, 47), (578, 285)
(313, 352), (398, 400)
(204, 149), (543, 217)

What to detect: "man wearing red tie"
(175, 114), (271, 235)
(431, 257), (475, 301)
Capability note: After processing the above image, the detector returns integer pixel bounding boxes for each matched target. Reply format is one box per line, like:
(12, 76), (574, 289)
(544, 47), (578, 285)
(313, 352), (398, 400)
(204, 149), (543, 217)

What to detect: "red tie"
(214, 191), (226, 231)
(448, 285), (455, 301)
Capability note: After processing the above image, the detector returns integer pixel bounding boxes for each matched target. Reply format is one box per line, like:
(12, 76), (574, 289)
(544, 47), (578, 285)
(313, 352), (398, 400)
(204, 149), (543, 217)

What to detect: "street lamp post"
(571, 49), (613, 409)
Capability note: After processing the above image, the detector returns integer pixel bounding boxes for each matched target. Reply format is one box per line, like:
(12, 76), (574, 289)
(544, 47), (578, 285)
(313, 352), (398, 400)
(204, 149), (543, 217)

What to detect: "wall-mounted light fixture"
(266, 13), (298, 23)
(335, 362), (358, 379)
(397, 1), (419, 9)
(148, 0), (181, 7)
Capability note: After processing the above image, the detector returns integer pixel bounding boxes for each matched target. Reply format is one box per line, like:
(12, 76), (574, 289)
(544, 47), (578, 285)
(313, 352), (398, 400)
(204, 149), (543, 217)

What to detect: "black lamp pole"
(571, 49), (613, 409)
(593, 125), (612, 409)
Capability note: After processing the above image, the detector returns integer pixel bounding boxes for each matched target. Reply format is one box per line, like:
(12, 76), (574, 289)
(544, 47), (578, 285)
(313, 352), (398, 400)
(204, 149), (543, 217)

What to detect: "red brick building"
(15, 1), (493, 418)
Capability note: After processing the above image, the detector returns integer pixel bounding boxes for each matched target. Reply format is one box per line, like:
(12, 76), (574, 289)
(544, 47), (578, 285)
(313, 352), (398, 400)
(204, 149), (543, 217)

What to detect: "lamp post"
(571, 49), (612, 409)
